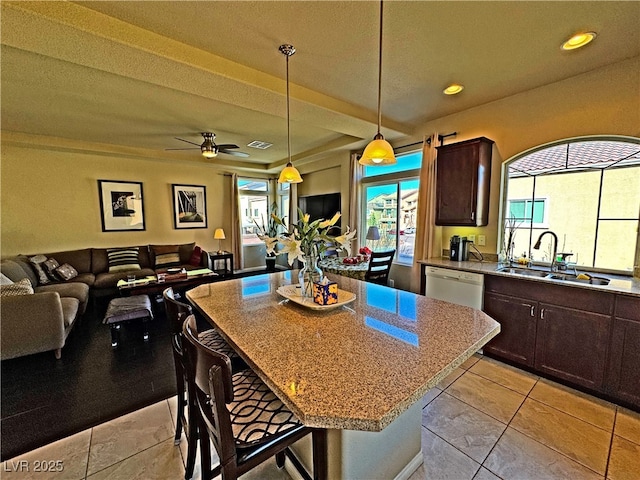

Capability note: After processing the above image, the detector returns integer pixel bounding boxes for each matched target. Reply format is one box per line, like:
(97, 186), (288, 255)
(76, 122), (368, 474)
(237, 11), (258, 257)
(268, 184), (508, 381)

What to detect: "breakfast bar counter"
(187, 271), (500, 479)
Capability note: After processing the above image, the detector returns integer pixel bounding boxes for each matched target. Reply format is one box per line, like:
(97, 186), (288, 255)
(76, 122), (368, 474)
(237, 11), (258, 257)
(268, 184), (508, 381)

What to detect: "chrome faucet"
(533, 231), (559, 273)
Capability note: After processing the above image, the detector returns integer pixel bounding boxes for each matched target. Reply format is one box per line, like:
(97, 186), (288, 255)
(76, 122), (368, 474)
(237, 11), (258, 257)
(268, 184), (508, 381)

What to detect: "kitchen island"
(187, 271), (500, 479)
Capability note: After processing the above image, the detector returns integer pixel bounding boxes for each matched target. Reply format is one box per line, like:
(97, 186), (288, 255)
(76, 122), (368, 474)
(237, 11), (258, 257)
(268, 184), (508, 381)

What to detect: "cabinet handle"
(471, 212), (475, 221)
(523, 303), (535, 317)
(541, 308), (545, 319)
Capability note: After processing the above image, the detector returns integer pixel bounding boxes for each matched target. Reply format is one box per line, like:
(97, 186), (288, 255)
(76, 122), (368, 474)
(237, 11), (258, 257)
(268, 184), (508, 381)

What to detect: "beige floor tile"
(529, 378), (616, 431)
(421, 387), (442, 407)
(421, 427), (480, 480)
(87, 400), (174, 475)
(460, 353), (482, 370)
(510, 398), (611, 475)
(436, 367), (465, 390)
(473, 467), (501, 480)
(615, 407), (640, 446)
(469, 357), (538, 395)
(2, 429), (91, 480)
(484, 427), (602, 480)
(607, 434), (640, 480)
(445, 372), (525, 423)
(423, 393), (506, 463)
(86, 438), (184, 480)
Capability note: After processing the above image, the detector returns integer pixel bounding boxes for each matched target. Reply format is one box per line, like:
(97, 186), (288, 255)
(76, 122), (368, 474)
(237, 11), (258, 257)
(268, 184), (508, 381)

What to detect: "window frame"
(499, 136), (640, 275)
(361, 150), (422, 266)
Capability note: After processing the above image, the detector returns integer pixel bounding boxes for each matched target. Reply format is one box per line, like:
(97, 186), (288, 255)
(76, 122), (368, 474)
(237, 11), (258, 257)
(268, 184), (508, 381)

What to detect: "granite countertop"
(419, 258), (640, 297)
(187, 272), (499, 431)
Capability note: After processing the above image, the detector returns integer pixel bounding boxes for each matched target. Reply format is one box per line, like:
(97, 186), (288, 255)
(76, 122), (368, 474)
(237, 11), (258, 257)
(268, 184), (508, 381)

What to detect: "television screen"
(299, 193), (341, 228)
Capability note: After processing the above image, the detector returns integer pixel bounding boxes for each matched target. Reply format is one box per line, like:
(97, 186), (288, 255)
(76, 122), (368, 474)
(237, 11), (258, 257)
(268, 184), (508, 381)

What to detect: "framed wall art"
(98, 180), (146, 232)
(172, 184), (207, 229)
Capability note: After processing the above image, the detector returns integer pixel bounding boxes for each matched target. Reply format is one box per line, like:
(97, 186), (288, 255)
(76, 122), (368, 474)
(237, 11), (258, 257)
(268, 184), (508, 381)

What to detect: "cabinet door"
(535, 303), (611, 391)
(606, 296), (640, 408)
(436, 146), (478, 226)
(483, 292), (537, 367)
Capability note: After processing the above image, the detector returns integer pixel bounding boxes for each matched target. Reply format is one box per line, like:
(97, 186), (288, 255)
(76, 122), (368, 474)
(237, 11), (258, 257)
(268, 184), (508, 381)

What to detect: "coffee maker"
(450, 235), (470, 261)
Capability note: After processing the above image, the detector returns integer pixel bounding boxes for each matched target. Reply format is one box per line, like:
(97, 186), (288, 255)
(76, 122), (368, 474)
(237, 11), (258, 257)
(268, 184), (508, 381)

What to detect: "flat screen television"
(298, 193), (341, 228)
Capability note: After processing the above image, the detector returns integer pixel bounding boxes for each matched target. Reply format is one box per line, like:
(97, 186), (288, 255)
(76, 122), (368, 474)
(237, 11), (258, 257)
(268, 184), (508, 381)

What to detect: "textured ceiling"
(1, 1), (639, 174)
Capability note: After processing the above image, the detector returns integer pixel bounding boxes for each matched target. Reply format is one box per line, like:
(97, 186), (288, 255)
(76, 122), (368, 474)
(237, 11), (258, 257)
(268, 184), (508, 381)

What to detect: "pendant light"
(359, 0), (396, 166)
(278, 44), (303, 184)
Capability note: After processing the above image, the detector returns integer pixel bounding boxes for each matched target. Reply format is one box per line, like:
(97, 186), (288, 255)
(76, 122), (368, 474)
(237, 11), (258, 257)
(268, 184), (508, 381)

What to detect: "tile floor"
(2, 354), (639, 480)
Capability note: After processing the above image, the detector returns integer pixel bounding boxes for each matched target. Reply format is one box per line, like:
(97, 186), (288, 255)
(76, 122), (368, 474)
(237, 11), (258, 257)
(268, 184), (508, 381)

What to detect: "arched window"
(501, 136), (640, 274)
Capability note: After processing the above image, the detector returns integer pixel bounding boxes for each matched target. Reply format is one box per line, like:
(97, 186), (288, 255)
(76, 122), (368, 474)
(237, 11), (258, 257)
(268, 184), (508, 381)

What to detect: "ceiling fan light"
(359, 135), (396, 166)
(278, 162), (303, 184)
(202, 149), (217, 158)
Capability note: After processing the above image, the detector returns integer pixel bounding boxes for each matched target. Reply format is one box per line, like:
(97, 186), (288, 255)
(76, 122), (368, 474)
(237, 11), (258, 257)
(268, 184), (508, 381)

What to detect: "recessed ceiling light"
(443, 84), (464, 95)
(561, 32), (597, 51)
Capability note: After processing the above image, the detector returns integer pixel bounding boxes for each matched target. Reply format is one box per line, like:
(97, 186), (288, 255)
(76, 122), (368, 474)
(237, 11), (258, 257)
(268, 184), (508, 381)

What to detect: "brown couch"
(0, 243), (210, 360)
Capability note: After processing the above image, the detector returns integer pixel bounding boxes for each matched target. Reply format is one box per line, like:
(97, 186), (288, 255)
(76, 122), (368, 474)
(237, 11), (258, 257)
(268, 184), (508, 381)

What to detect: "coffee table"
(117, 268), (218, 296)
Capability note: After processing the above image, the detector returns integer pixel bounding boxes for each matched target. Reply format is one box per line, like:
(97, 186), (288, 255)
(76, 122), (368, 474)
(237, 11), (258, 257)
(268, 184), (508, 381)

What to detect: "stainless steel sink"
(497, 267), (549, 278)
(498, 267), (611, 285)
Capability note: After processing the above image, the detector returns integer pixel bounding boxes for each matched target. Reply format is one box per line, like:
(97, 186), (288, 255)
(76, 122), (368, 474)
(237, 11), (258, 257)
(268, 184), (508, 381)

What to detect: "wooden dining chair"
(365, 249), (396, 285)
(182, 314), (328, 480)
(162, 287), (245, 480)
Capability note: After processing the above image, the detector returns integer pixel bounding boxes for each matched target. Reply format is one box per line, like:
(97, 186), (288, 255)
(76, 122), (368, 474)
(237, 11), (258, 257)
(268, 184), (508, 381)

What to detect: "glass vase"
(298, 251), (322, 298)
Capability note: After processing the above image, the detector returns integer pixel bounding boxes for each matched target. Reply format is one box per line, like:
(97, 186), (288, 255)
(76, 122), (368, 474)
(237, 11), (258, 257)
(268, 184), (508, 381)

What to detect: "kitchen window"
(361, 150), (421, 265)
(502, 137), (640, 273)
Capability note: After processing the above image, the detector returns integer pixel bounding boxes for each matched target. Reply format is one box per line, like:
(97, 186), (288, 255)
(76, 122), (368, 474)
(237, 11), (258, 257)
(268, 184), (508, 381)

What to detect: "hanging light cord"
(286, 52), (292, 163)
(376, 0), (384, 136)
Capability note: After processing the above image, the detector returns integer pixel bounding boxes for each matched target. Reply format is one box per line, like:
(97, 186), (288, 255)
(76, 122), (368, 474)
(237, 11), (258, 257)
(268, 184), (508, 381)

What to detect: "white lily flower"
(258, 235), (279, 255)
(318, 212), (341, 229)
(280, 237), (305, 265)
(334, 226), (357, 256)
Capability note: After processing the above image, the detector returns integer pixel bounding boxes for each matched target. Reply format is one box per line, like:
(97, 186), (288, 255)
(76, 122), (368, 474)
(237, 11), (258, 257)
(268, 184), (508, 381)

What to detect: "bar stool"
(182, 314), (327, 480)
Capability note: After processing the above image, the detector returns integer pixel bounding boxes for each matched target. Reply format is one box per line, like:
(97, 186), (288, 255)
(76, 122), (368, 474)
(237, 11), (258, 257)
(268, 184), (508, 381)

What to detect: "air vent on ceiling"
(247, 140), (273, 150)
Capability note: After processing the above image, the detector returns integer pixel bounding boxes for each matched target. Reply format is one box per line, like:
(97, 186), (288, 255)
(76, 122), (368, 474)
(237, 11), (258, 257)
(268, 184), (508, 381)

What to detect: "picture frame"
(98, 180), (146, 232)
(172, 184), (208, 229)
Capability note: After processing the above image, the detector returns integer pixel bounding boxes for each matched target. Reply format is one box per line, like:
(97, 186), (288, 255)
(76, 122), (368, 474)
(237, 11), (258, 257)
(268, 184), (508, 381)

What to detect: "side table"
(209, 252), (234, 278)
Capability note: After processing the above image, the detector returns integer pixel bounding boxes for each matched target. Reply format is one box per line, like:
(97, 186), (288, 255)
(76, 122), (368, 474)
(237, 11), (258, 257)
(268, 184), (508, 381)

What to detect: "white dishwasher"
(424, 266), (484, 309)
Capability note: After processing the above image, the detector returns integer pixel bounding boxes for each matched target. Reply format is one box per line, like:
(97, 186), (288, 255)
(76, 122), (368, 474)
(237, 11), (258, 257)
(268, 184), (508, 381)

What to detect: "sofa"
(0, 243), (210, 360)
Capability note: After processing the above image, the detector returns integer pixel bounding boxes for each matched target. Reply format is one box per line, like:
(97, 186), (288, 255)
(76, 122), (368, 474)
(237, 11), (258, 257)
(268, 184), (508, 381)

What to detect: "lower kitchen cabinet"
(483, 292), (537, 367)
(534, 303), (611, 391)
(606, 295), (640, 406)
(482, 274), (637, 406)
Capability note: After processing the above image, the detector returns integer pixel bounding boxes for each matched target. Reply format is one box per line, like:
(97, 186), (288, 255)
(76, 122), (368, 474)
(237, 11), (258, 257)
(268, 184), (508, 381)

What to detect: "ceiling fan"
(166, 132), (249, 158)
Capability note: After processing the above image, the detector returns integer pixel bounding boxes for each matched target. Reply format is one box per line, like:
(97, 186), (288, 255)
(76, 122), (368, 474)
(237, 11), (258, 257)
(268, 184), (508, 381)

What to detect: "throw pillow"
(189, 246), (202, 267)
(0, 278), (34, 297)
(55, 263), (78, 281)
(42, 257), (61, 281)
(29, 255), (50, 285)
(153, 245), (181, 268)
(0, 273), (14, 285)
(107, 248), (141, 273)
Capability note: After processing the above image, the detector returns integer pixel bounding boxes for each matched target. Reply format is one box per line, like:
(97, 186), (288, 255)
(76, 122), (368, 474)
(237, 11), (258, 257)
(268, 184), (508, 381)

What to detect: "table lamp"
(366, 226), (380, 250)
(214, 228), (226, 254)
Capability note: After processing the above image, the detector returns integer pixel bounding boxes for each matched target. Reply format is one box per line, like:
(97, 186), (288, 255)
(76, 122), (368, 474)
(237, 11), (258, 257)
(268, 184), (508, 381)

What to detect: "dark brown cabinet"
(534, 303), (611, 391)
(483, 274), (620, 400)
(436, 137), (494, 226)
(483, 292), (537, 367)
(606, 295), (640, 407)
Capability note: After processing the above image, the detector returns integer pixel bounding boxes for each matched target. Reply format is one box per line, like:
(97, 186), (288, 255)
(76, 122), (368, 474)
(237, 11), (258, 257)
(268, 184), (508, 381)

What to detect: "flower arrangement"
(252, 201), (280, 257)
(260, 209), (356, 265)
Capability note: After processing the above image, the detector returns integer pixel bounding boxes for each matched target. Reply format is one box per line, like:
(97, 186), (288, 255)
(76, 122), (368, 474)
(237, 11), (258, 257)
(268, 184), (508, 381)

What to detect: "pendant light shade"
(360, 0), (396, 167)
(277, 44), (303, 184)
(278, 162), (303, 183)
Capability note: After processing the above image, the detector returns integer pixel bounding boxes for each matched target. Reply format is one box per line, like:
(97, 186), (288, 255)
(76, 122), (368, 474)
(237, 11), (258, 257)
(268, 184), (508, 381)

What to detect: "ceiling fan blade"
(165, 147), (199, 151)
(174, 137), (202, 147)
(219, 149), (250, 157)
(216, 143), (240, 150)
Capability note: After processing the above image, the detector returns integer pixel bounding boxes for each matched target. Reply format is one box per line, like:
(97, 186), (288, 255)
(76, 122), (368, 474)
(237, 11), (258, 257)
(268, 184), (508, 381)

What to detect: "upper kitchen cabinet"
(435, 137), (494, 226)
